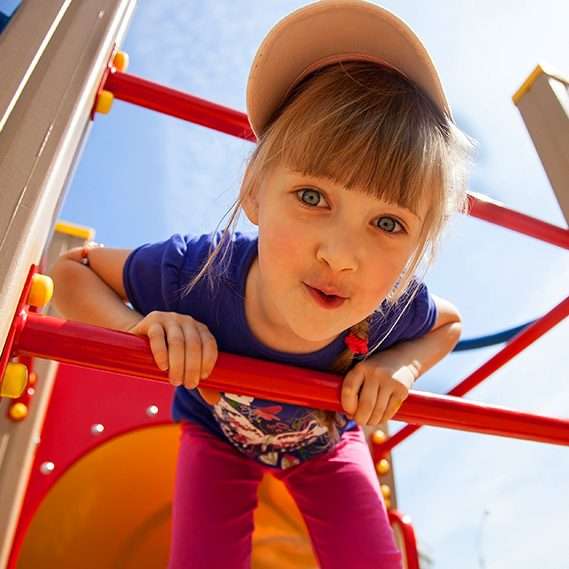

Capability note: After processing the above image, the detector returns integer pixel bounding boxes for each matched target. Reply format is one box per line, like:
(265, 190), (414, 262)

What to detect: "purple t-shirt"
(123, 232), (437, 469)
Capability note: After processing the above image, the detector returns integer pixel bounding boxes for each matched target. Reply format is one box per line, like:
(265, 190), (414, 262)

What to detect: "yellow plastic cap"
(1, 363), (29, 398)
(9, 402), (28, 421)
(28, 274), (54, 308)
(112, 51), (129, 72)
(95, 90), (114, 115)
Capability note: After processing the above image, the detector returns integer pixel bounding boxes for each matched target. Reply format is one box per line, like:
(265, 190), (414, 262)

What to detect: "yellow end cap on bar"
(512, 64), (545, 105)
(55, 220), (96, 241)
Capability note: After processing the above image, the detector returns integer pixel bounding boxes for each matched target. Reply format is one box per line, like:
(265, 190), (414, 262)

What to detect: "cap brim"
(247, 0), (451, 137)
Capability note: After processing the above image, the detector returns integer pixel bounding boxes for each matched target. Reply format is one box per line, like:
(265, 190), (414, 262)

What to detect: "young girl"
(52, 1), (474, 567)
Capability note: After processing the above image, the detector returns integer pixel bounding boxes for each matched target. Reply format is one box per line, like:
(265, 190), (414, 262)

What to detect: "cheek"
(258, 216), (307, 280)
(360, 250), (410, 300)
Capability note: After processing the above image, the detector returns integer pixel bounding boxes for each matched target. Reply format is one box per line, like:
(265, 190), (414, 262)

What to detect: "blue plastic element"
(0, 0), (21, 15)
(0, 0), (21, 34)
(0, 12), (9, 33)
(453, 321), (534, 352)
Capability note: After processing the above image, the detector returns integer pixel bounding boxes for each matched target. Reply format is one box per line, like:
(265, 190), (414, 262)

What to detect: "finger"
(368, 387), (393, 425)
(379, 394), (404, 424)
(353, 378), (380, 426)
(146, 322), (170, 374)
(165, 323), (186, 386)
(341, 367), (365, 416)
(181, 323), (202, 389)
(195, 325), (220, 403)
(196, 324), (218, 379)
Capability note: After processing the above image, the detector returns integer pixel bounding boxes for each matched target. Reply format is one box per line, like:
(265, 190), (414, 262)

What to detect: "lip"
(304, 284), (347, 310)
(304, 281), (349, 298)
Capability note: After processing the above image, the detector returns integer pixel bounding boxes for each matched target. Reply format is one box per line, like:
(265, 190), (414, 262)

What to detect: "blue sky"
(57, 2), (569, 567)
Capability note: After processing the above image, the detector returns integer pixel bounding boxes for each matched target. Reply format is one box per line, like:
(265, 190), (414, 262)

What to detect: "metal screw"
(40, 462), (55, 475)
(146, 405), (159, 417)
(91, 423), (105, 435)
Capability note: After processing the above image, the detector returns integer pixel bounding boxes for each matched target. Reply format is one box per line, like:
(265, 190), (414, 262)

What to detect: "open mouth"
(304, 284), (347, 309)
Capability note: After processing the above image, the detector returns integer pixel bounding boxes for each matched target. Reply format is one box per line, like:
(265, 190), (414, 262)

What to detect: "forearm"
(368, 321), (462, 383)
(50, 260), (142, 332)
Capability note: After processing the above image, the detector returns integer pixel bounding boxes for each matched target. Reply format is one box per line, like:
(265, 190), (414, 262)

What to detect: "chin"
(286, 315), (343, 344)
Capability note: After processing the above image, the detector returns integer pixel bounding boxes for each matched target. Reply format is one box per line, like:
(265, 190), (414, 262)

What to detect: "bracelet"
(80, 242), (104, 267)
(80, 246), (90, 267)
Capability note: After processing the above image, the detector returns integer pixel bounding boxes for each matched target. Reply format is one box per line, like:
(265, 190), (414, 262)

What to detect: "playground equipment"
(1, 2), (568, 567)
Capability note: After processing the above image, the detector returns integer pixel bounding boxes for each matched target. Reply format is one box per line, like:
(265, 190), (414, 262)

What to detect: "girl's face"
(243, 163), (426, 352)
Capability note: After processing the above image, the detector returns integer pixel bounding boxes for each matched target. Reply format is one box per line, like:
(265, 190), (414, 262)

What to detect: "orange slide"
(17, 424), (318, 568)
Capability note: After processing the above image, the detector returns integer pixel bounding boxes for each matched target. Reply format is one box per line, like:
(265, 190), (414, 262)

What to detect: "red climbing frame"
(94, 67), (569, 564)
(5, 304), (569, 447)
(0, 65), (543, 566)
(98, 69), (569, 449)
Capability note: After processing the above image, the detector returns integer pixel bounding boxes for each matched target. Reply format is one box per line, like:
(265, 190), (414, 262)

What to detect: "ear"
(241, 189), (259, 225)
(240, 170), (260, 226)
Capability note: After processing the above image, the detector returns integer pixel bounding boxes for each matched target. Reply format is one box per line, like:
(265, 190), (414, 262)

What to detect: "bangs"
(262, 62), (449, 216)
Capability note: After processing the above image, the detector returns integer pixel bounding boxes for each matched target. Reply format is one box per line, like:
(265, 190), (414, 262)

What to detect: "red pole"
(104, 70), (255, 141)
(13, 312), (569, 447)
(375, 294), (569, 458)
(467, 194), (569, 251)
(389, 511), (420, 569)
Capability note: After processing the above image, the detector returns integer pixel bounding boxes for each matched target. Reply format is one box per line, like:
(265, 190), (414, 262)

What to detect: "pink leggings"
(169, 422), (403, 569)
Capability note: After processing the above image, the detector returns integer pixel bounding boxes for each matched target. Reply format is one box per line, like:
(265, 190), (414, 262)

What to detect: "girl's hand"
(128, 311), (220, 403)
(340, 357), (417, 426)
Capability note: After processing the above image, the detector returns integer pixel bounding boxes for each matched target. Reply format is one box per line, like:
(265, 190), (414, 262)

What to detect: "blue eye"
(297, 188), (326, 207)
(376, 216), (403, 233)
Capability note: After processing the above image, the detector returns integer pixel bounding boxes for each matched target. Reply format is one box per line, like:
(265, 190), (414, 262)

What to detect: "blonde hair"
(182, 61), (475, 435)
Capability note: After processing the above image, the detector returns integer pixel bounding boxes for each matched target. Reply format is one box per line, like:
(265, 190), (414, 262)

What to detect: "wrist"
(80, 241), (104, 267)
(122, 312), (144, 332)
(392, 363), (419, 389)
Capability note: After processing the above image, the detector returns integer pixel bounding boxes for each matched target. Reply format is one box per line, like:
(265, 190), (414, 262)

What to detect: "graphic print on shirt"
(211, 393), (347, 469)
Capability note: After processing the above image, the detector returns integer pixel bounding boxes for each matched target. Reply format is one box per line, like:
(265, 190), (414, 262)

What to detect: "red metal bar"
(104, 70), (255, 141)
(467, 194), (569, 250)
(375, 294), (569, 458)
(12, 312), (569, 447)
(388, 510), (420, 569)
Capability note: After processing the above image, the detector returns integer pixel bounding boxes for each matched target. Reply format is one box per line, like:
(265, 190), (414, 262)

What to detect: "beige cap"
(247, 0), (451, 138)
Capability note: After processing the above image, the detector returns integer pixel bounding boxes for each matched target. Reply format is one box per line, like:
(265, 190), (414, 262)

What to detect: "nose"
(315, 231), (359, 273)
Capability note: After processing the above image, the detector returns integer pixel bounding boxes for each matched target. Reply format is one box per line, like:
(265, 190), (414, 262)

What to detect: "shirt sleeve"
(369, 281), (438, 350)
(123, 233), (208, 316)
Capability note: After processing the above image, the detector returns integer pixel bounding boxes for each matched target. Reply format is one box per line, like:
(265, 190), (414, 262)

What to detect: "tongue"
(319, 290), (337, 301)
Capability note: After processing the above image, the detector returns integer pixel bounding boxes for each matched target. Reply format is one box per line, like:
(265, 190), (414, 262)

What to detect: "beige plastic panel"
(0, 0), (136, 565)
(0, 1), (71, 133)
(514, 65), (569, 226)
